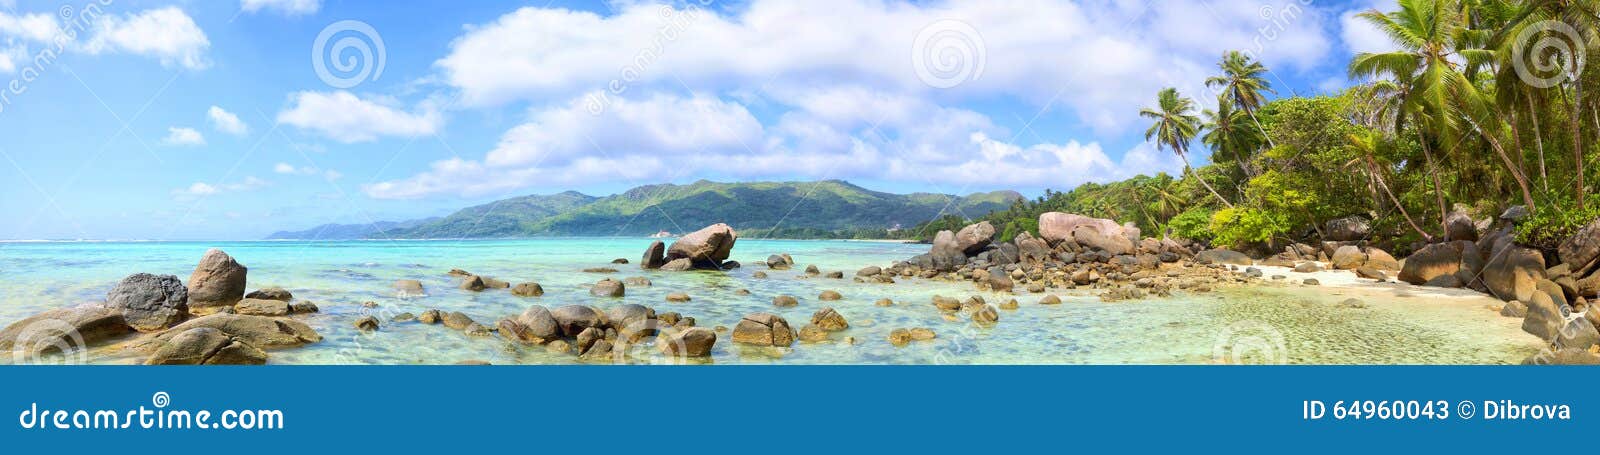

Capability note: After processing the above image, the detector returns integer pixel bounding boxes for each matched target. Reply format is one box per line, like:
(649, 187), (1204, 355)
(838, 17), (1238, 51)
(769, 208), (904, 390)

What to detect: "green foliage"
(1208, 207), (1292, 247)
(1168, 206), (1214, 242)
(1516, 203), (1600, 250)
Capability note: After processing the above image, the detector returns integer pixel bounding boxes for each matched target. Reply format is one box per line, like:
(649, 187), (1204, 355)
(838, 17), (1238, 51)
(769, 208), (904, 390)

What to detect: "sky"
(0, 0), (1399, 240)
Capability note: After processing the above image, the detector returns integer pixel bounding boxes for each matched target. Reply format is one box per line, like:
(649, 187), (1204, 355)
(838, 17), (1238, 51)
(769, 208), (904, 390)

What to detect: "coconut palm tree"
(1201, 96), (1263, 178)
(1496, 0), (1600, 209)
(1205, 51), (1278, 161)
(1349, 130), (1433, 240)
(1142, 88), (1234, 208)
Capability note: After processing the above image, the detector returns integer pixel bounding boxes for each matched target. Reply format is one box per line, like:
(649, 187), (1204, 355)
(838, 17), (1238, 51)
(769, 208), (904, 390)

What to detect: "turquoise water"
(0, 239), (1543, 365)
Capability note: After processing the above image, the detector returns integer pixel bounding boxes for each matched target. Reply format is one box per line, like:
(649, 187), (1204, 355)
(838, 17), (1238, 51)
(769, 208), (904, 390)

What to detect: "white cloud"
(274, 162), (342, 181)
(207, 106), (249, 135)
(162, 127), (206, 146)
(0, 10), (64, 73)
(435, 0), (1334, 133)
(83, 7), (210, 70)
(276, 91), (442, 143)
(171, 176), (269, 199)
(241, 0), (321, 16)
(1341, 1), (1399, 56)
(365, 91), (1184, 199)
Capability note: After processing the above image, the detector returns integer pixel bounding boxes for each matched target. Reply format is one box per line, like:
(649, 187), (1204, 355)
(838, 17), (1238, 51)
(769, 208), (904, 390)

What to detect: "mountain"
(269, 180), (1022, 239)
(264, 217), (441, 240)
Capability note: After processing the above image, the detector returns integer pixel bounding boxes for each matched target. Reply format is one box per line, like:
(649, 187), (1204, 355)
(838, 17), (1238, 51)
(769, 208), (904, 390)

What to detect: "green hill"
(376, 180), (1020, 238)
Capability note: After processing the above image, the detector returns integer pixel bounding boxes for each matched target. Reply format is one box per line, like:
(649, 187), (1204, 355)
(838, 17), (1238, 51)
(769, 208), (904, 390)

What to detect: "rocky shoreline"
(2, 212), (1592, 365)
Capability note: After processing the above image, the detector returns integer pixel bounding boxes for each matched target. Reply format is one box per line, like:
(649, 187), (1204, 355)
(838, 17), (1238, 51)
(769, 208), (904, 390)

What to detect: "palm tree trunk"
(1527, 95), (1548, 191)
(1419, 135), (1448, 230)
(1178, 153), (1234, 208)
(1464, 115), (1539, 211)
(1569, 82), (1586, 210)
(1366, 154), (1431, 241)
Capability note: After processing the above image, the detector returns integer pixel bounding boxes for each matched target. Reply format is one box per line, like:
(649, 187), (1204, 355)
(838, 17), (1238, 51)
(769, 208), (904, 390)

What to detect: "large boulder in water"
(186, 249), (247, 311)
(550, 305), (605, 337)
(953, 221), (995, 256)
(1037, 212), (1132, 254)
(1484, 241), (1547, 302)
(926, 230), (968, 271)
(1071, 224), (1134, 255)
(1324, 216), (1370, 241)
(0, 305), (132, 358)
(640, 240), (666, 269)
(139, 313), (320, 350)
(666, 224), (737, 266)
(1559, 217), (1600, 275)
(658, 327), (716, 357)
(730, 313), (796, 347)
(105, 273), (189, 332)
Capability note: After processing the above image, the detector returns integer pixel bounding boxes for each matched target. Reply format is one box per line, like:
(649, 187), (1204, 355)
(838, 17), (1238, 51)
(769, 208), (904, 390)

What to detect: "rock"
(874, 298), (893, 307)
(766, 254), (792, 270)
(392, 312), (415, 322)
(441, 312), (475, 330)
(583, 267), (618, 273)
(418, 309), (441, 324)
(447, 268), (472, 277)
(1560, 218), (1600, 275)
(1444, 210), (1478, 241)
(1071, 224), (1135, 255)
(353, 316), (379, 331)
(606, 304), (658, 338)
(244, 287), (292, 301)
(772, 295), (799, 307)
(1015, 232), (1052, 264)
(590, 278), (625, 297)
(660, 258), (694, 271)
(1556, 317), (1600, 350)
(511, 282), (544, 297)
(665, 292), (691, 302)
(394, 280), (425, 297)
(290, 301), (319, 314)
(0, 305), (132, 356)
(658, 327), (716, 356)
(105, 273), (189, 332)
(1325, 216), (1370, 241)
(145, 327), (267, 365)
(1423, 274), (1464, 288)
(1039, 295), (1062, 305)
(480, 277), (510, 289)
(1521, 291), (1563, 341)
(1526, 348), (1600, 365)
(1355, 266), (1386, 281)
(730, 313), (796, 347)
(999, 299), (1019, 309)
(973, 304), (999, 324)
(1292, 262), (1322, 273)
(234, 298), (290, 316)
(1338, 298), (1366, 309)
(187, 249), (248, 311)
(1038, 212), (1121, 246)
(909, 328), (936, 341)
(665, 223), (738, 266)
(1195, 249), (1252, 266)
(1364, 248), (1400, 270)
(856, 266), (881, 277)
(550, 305), (605, 337)
(546, 340), (572, 354)
(575, 327), (603, 353)
(953, 221), (996, 255)
(1484, 242), (1547, 302)
(514, 306), (561, 341)
(1500, 300), (1529, 317)
(932, 295), (962, 312)
(798, 324), (829, 343)
(1400, 242), (1471, 285)
(927, 230), (968, 271)
(811, 307), (849, 331)
(1331, 245), (1366, 270)
(641, 240), (667, 269)
(460, 275), (487, 292)
(143, 313), (320, 349)
(1303, 278), (1320, 285)
(823, 270), (843, 279)
(888, 328), (912, 347)
(752, 271), (769, 279)
(819, 290), (842, 301)
(804, 264), (821, 275)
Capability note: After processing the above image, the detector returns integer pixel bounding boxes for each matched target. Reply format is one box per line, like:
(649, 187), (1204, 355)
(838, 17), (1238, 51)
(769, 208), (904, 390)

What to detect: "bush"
(1516, 204), (1600, 250)
(1209, 207), (1291, 248)
(1169, 206), (1214, 242)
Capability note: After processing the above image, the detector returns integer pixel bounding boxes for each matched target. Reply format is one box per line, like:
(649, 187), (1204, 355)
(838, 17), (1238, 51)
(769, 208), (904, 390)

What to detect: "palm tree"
(1206, 51), (1278, 160)
(1349, 130), (1433, 240)
(1497, 0), (1600, 209)
(1348, 0), (1537, 222)
(1201, 96), (1263, 177)
(1142, 88), (1234, 208)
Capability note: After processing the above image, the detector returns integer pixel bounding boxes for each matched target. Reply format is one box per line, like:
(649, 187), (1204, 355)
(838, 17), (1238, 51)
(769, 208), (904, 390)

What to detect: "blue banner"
(1, 366), (1589, 452)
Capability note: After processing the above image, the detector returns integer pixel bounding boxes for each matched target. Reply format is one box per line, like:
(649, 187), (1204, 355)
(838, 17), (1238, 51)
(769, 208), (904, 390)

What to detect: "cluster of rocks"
(403, 303), (717, 361)
(0, 249), (323, 365)
(641, 223), (741, 271)
(865, 213), (1272, 302)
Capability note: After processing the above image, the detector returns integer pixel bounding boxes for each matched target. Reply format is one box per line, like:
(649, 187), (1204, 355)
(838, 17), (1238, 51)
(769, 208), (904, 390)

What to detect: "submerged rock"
(511, 282), (544, 297)
(730, 313), (796, 347)
(810, 307), (849, 331)
(0, 305), (132, 357)
(590, 278), (625, 297)
(658, 327), (716, 357)
(145, 327), (267, 365)
(394, 280), (425, 297)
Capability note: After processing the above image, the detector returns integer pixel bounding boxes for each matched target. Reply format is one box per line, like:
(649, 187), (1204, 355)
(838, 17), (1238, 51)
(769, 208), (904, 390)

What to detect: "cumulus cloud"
(0, 10), (64, 73)
(276, 91), (442, 143)
(162, 127), (205, 146)
(1341, 0), (1399, 56)
(241, 0), (321, 16)
(207, 106), (249, 135)
(82, 7), (210, 70)
(172, 176), (269, 199)
(364, 91), (1185, 199)
(273, 162), (342, 181)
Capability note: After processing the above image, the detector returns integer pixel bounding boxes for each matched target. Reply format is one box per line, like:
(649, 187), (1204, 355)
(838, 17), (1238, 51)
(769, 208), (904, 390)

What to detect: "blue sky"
(0, 0), (1396, 240)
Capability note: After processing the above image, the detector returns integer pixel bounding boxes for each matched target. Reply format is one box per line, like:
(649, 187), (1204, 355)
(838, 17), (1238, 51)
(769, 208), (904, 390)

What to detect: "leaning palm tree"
(1348, 130), (1433, 241)
(1142, 88), (1234, 208)
(1206, 51), (1278, 160)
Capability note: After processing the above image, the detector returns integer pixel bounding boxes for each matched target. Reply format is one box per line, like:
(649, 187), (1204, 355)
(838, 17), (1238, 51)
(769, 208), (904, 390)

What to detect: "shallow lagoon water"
(0, 239), (1543, 365)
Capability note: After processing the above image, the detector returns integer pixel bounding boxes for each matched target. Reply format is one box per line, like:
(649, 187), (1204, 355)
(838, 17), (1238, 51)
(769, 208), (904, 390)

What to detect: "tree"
(1201, 96), (1263, 178)
(1206, 51), (1279, 162)
(1142, 88), (1235, 208)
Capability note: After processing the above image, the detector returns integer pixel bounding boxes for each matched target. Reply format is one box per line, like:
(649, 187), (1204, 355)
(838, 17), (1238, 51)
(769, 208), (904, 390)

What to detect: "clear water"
(0, 239), (1543, 365)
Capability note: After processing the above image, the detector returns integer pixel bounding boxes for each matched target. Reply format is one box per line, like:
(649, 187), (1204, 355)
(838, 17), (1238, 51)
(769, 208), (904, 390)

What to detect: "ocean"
(0, 238), (1543, 365)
